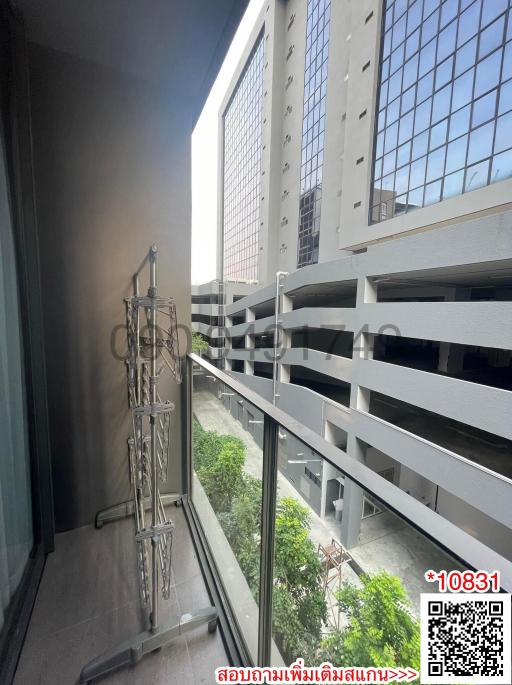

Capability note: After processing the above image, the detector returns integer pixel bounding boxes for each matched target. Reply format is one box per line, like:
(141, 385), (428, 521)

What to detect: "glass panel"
(474, 48), (502, 99)
(503, 41), (512, 81)
(454, 36), (477, 76)
(498, 79), (512, 115)
(191, 367), (264, 661)
(478, 16), (505, 59)
(443, 168), (465, 198)
(429, 118), (448, 150)
(435, 55), (453, 90)
(426, 145), (447, 182)
(419, 40), (436, 77)
(416, 70), (434, 104)
(401, 84), (416, 114)
(396, 140), (411, 167)
(465, 158), (490, 190)
(472, 89), (498, 127)
(270, 430), (464, 667)
(494, 111), (512, 154)
(436, 20), (457, 62)
(440, 0), (458, 28)
(446, 134), (469, 174)
(410, 155), (427, 187)
(453, 67), (475, 108)
(480, 0), (508, 26)
(405, 27), (420, 59)
(467, 120), (494, 165)
(0, 133), (33, 632)
(398, 111), (414, 144)
(431, 83), (452, 123)
(448, 105), (470, 140)
(412, 131), (429, 160)
(457, 1), (481, 48)
(424, 178), (442, 204)
(491, 148), (512, 182)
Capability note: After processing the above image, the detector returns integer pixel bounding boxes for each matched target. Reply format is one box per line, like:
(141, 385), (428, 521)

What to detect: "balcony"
(14, 352), (512, 682)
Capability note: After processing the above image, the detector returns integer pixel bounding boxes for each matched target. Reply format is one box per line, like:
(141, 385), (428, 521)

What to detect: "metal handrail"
(188, 352), (512, 590)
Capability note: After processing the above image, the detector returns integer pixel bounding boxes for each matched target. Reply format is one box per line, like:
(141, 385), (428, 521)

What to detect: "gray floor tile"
(15, 511), (227, 685)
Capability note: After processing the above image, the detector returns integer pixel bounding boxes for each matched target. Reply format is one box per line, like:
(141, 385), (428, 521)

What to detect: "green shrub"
(193, 419), (246, 512)
(317, 572), (420, 670)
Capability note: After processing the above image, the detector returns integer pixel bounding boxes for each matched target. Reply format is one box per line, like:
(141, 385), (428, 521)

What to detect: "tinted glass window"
(371, 0), (512, 223)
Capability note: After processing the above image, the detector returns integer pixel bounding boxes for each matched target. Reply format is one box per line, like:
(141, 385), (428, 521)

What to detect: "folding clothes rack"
(80, 245), (218, 683)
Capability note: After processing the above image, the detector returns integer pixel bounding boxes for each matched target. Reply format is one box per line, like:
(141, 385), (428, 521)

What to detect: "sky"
(191, 0), (264, 285)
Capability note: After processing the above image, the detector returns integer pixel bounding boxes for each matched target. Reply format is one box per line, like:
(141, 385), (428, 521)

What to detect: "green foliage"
(193, 420), (326, 663)
(193, 419), (245, 512)
(317, 572), (420, 670)
(191, 331), (209, 355)
(193, 419), (226, 473)
(272, 498), (327, 663)
(218, 474), (263, 591)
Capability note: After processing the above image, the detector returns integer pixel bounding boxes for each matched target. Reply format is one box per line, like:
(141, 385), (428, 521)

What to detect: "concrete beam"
(362, 301), (512, 349)
(352, 409), (512, 529)
(356, 359), (512, 440)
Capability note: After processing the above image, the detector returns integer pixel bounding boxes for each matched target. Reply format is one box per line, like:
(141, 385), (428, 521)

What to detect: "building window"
(222, 34), (265, 283)
(297, 0), (331, 268)
(371, 0), (512, 224)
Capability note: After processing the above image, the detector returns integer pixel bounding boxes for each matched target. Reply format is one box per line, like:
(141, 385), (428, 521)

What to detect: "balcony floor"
(14, 506), (226, 684)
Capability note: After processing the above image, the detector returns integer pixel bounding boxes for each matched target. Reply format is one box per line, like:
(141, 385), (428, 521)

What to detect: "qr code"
(420, 593), (511, 683)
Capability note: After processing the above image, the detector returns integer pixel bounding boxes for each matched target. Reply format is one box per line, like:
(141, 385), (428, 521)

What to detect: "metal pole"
(272, 272), (287, 405)
(133, 274), (141, 407)
(257, 416), (278, 666)
(149, 244), (159, 633)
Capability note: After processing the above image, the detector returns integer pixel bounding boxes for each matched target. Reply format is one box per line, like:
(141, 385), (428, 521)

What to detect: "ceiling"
(14, 0), (248, 113)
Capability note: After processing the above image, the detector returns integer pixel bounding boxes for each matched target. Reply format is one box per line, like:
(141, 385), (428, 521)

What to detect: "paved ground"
(194, 389), (461, 618)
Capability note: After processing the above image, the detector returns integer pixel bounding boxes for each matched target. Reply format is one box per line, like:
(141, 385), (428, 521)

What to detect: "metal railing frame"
(184, 352), (512, 665)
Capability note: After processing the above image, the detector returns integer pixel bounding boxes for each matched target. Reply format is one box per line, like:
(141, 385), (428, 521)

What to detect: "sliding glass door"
(0, 130), (33, 633)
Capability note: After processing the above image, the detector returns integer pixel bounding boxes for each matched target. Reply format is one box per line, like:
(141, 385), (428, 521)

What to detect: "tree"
(193, 421), (327, 664)
(191, 331), (209, 355)
(193, 420), (246, 512)
(218, 474), (262, 591)
(317, 572), (420, 670)
(272, 498), (327, 663)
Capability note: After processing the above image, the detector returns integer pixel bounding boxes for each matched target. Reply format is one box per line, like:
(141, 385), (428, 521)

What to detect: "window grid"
(223, 35), (265, 283)
(297, 0), (331, 269)
(371, 0), (512, 224)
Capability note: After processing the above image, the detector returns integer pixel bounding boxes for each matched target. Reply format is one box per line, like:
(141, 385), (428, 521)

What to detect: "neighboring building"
(191, 281), (255, 363)
(194, 0), (512, 575)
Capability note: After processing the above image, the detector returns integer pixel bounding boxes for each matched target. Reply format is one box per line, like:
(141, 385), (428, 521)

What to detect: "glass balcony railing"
(185, 353), (480, 669)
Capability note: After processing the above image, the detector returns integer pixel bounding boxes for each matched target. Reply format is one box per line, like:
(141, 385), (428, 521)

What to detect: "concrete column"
(245, 307), (255, 375)
(340, 276), (377, 548)
(278, 290), (293, 384)
(438, 287), (471, 373)
(489, 288), (512, 367)
(224, 314), (232, 371)
(340, 472), (365, 548)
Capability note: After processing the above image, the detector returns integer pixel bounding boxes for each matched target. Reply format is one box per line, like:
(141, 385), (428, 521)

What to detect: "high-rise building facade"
(194, 0), (512, 584)
(222, 34), (265, 283)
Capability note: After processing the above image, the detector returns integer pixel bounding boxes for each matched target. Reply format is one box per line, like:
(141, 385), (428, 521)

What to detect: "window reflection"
(372, 0), (512, 224)
(297, 0), (331, 268)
